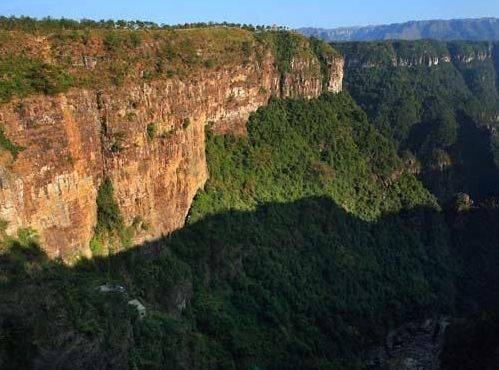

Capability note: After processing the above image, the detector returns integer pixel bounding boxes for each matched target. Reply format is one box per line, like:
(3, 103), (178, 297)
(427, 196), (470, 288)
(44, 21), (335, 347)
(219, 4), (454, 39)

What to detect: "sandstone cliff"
(338, 40), (495, 69)
(0, 28), (343, 259)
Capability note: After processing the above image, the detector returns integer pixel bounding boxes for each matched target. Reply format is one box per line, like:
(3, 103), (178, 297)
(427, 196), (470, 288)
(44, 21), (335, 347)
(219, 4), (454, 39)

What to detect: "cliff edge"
(0, 28), (343, 259)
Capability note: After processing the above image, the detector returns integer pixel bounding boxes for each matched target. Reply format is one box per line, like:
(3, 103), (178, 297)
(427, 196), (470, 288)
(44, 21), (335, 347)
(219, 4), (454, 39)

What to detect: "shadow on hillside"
(407, 111), (499, 202)
(494, 43), (499, 95)
(0, 196), (498, 370)
(452, 112), (499, 198)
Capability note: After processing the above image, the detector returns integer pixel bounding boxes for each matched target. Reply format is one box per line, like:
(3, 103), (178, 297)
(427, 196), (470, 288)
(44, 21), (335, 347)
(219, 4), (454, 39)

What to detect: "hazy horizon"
(1, 0), (498, 29)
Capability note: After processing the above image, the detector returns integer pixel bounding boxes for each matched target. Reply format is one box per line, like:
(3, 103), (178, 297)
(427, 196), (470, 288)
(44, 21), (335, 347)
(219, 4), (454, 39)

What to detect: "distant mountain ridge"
(299, 18), (499, 41)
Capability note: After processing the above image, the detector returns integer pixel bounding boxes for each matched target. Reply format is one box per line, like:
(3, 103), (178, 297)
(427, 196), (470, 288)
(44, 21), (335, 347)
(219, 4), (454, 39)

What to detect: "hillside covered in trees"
(1, 92), (498, 369)
(335, 40), (499, 202)
(0, 18), (498, 370)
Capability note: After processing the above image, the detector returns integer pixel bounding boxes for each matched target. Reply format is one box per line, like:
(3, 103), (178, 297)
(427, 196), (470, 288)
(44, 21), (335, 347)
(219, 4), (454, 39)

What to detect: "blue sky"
(0, 0), (498, 28)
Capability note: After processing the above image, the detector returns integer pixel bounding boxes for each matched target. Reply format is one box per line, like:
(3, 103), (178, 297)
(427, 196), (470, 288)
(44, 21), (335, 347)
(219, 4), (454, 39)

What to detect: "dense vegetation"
(0, 126), (24, 159)
(192, 94), (434, 222)
(334, 40), (499, 368)
(89, 178), (134, 256)
(300, 18), (499, 42)
(0, 16), (285, 33)
(336, 40), (499, 201)
(0, 30), (498, 368)
(436, 198), (499, 370)
(0, 93), (464, 369)
(0, 56), (74, 102)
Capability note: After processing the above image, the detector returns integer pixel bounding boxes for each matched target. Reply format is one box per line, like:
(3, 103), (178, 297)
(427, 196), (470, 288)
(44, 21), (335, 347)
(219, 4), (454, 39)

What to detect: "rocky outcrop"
(343, 52), (453, 69)
(450, 46), (493, 64)
(364, 318), (450, 370)
(0, 92), (102, 258)
(341, 41), (494, 69)
(326, 57), (345, 93)
(0, 29), (343, 259)
(394, 54), (451, 67)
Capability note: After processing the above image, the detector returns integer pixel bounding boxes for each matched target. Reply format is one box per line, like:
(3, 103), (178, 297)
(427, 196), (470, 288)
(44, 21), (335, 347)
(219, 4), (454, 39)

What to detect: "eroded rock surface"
(0, 29), (343, 259)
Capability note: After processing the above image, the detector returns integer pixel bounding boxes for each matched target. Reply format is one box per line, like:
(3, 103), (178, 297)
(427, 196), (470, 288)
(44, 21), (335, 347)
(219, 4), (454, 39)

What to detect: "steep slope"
(191, 93), (435, 222)
(438, 196), (499, 370)
(0, 28), (343, 259)
(299, 18), (499, 42)
(335, 40), (499, 201)
(0, 22), (498, 370)
(0, 93), (455, 369)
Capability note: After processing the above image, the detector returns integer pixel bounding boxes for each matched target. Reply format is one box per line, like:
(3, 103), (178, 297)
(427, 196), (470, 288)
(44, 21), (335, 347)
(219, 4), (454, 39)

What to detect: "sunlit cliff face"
(0, 29), (343, 259)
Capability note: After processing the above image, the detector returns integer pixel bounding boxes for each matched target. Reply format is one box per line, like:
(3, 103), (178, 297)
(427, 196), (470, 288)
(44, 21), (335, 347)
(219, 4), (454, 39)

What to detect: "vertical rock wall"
(0, 30), (343, 259)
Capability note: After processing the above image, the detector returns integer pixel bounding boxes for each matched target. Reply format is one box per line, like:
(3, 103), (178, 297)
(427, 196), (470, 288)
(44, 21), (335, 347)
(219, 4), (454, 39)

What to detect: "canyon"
(0, 22), (498, 370)
(0, 29), (343, 259)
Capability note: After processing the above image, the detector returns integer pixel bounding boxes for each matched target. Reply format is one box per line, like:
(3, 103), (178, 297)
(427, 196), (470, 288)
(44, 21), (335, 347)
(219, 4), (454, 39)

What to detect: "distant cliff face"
(335, 40), (496, 69)
(0, 28), (343, 259)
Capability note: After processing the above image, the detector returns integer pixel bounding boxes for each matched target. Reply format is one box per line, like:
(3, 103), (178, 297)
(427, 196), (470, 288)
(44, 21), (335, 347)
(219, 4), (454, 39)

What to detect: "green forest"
(0, 26), (499, 368)
(1, 91), (498, 369)
(335, 40), (499, 202)
(0, 16), (280, 33)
